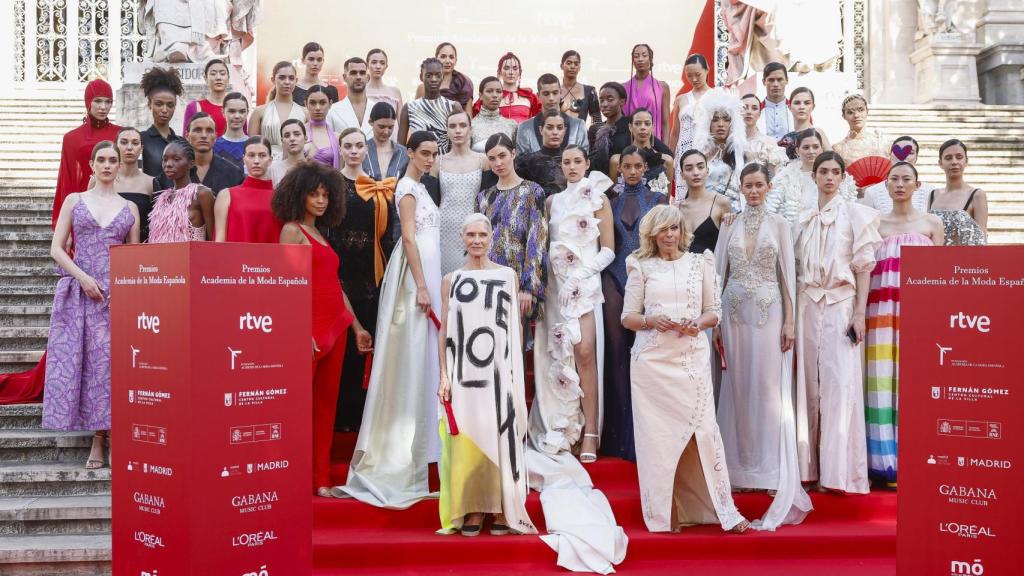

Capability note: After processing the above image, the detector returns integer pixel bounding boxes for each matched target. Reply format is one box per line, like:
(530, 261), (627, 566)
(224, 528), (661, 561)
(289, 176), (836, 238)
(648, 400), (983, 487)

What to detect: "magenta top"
(623, 74), (665, 140)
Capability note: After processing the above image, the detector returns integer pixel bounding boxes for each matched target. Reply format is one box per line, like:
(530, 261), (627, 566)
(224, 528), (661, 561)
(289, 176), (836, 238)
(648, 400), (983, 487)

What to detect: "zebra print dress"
(407, 97), (458, 154)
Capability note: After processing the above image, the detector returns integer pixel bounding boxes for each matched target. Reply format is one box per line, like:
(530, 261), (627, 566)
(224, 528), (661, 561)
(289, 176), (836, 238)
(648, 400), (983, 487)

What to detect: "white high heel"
(580, 433), (600, 463)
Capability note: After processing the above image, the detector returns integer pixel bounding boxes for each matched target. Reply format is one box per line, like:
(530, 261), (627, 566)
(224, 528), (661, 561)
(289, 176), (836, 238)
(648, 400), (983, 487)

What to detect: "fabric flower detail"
(549, 362), (582, 402)
(559, 215), (601, 247)
(541, 430), (567, 454)
(559, 281), (592, 318)
(548, 321), (580, 361)
(549, 242), (582, 277)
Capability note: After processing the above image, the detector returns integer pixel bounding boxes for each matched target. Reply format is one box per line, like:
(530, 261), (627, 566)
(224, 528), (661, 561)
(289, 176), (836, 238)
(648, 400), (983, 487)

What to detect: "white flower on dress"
(548, 321), (580, 361)
(646, 172), (669, 195)
(549, 241), (582, 277)
(549, 362), (582, 402)
(560, 280), (593, 318)
(559, 214), (601, 247)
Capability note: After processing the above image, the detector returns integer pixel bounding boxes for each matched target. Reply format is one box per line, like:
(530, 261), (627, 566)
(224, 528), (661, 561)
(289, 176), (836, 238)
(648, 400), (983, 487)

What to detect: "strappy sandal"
(580, 433), (600, 464)
(85, 433), (106, 469)
(729, 519), (751, 534)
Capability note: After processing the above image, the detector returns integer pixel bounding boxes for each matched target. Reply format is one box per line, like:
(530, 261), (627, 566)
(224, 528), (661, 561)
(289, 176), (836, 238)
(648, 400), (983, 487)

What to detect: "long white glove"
(559, 247), (615, 307)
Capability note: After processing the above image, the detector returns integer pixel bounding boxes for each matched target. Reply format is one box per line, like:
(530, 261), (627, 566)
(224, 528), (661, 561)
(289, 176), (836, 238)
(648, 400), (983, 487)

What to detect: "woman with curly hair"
(140, 66), (184, 177)
(273, 162), (372, 496)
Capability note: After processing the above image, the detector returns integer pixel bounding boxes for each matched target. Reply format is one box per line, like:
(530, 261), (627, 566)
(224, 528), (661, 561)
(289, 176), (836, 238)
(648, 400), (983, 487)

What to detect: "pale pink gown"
(624, 250), (747, 532)
(794, 196), (881, 494)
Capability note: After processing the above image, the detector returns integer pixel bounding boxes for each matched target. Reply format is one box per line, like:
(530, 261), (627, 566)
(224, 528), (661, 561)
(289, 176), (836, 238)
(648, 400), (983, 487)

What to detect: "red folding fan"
(847, 155), (892, 188)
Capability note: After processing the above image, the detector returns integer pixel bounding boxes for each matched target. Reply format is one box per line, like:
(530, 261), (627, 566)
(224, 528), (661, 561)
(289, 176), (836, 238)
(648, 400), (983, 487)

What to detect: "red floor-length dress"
(0, 79), (119, 405)
(300, 226), (354, 491)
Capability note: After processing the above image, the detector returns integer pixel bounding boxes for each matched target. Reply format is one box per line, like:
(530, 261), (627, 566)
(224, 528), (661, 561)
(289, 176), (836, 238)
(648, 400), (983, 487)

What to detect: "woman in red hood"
(52, 79), (122, 228)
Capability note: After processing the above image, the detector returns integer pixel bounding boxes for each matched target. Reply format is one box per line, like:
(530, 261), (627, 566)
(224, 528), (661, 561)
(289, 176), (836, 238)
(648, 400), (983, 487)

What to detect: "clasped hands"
(647, 314), (701, 336)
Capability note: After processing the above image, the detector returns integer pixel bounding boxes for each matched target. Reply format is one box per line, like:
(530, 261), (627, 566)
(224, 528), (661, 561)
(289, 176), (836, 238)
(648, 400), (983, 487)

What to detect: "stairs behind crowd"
(0, 94), (1022, 574)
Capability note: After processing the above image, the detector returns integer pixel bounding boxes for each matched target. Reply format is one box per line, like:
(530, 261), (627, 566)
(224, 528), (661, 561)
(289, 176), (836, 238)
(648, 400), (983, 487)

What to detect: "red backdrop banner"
(111, 242), (312, 576)
(898, 246), (1023, 575)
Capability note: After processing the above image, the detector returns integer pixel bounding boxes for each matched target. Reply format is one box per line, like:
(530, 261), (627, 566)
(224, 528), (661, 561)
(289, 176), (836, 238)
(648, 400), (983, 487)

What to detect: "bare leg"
(575, 311), (599, 461)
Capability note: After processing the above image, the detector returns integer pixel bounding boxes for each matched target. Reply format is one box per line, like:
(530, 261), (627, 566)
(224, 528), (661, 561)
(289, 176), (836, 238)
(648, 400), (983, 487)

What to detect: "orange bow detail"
(355, 174), (397, 285)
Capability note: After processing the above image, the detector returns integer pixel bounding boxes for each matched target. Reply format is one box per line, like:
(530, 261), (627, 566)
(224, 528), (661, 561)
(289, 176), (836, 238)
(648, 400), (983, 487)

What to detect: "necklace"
(743, 204), (766, 237)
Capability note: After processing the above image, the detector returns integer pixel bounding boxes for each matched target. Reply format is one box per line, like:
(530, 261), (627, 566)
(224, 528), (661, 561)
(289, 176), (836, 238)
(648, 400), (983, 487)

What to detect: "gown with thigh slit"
(624, 250), (747, 532)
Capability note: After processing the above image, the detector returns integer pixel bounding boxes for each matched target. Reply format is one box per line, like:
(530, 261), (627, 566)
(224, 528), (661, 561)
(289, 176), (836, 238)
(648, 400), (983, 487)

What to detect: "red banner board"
(898, 246), (1023, 575)
(110, 242), (312, 576)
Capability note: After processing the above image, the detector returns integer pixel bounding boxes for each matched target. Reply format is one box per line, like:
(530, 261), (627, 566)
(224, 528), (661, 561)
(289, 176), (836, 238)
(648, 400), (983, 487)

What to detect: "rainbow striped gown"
(865, 233), (933, 483)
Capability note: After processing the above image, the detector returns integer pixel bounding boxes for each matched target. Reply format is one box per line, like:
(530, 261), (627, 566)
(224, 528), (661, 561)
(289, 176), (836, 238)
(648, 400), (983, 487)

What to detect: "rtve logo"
(239, 312), (273, 334)
(949, 312), (990, 333)
(137, 312), (160, 333)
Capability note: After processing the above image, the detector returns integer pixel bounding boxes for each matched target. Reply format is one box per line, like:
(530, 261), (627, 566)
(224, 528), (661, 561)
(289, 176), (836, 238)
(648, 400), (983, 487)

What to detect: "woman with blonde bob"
(621, 205), (749, 534)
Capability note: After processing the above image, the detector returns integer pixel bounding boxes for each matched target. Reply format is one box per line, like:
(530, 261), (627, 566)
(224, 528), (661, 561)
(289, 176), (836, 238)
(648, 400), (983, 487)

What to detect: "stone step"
(0, 232), (52, 249)
(0, 327), (48, 352)
(0, 204), (55, 219)
(0, 291), (56, 307)
(0, 307), (53, 328)
(0, 463), (111, 497)
(0, 404), (42, 430)
(0, 219), (53, 234)
(0, 533), (111, 574)
(0, 351), (43, 375)
(991, 231), (1024, 244)
(0, 430), (92, 463)
(0, 496), (111, 536)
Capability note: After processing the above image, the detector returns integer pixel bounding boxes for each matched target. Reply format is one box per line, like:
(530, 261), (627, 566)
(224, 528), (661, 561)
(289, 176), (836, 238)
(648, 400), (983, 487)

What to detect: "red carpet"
(313, 433), (896, 575)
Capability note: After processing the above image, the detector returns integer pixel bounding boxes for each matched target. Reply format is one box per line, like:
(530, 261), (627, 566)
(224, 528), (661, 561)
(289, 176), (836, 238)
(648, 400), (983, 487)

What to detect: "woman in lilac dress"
(44, 141), (141, 468)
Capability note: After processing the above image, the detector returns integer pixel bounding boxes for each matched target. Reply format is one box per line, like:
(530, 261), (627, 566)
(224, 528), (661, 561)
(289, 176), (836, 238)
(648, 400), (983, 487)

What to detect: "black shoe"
(460, 524), (482, 537)
(490, 522), (510, 536)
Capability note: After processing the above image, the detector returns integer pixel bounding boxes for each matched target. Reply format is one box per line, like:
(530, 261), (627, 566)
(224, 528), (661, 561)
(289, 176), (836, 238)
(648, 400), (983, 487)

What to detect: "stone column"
(975, 0), (1024, 104)
(866, 0), (918, 104)
(910, 33), (983, 104)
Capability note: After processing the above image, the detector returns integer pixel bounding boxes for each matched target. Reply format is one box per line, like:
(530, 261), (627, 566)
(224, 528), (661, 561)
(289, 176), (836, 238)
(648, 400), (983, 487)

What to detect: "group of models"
(2, 40), (991, 574)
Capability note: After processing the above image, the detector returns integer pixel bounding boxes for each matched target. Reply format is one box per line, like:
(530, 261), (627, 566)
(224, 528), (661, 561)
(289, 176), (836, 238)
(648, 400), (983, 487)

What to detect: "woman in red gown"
(0, 79), (120, 405)
(213, 136), (282, 243)
(272, 162), (373, 496)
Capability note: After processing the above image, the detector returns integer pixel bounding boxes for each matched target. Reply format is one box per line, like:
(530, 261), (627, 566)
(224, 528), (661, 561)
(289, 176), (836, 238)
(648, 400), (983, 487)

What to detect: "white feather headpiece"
(692, 87), (747, 166)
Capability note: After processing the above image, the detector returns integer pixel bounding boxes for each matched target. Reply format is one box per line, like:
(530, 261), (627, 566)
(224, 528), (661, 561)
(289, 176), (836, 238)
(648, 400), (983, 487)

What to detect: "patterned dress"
(865, 232), (934, 484)
(438, 165), (483, 275)
(928, 189), (986, 246)
(407, 97), (458, 154)
(476, 180), (548, 306)
(43, 200), (135, 430)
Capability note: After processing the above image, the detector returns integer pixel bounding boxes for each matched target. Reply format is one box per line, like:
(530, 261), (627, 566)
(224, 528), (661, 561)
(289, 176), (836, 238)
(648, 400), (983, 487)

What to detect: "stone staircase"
(0, 404), (111, 575)
(869, 105), (1024, 244)
(0, 95), (112, 575)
